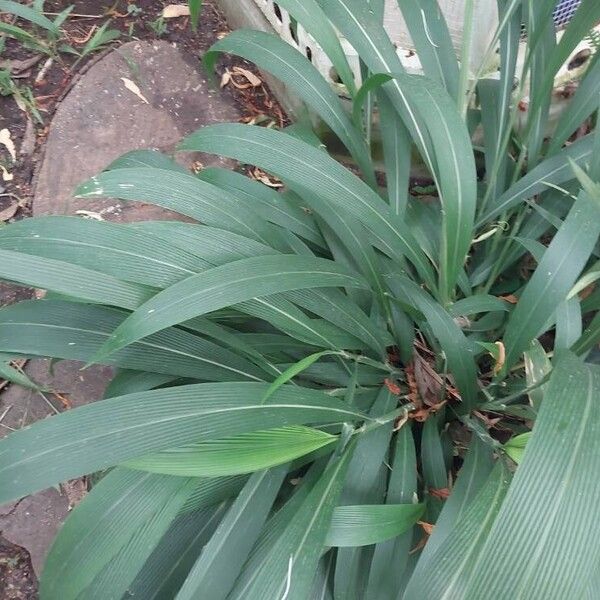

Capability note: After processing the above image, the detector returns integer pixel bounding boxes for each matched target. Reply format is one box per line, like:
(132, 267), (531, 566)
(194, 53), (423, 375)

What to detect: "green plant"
(0, 0), (72, 57)
(147, 15), (168, 38)
(0, 69), (43, 123)
(0, 0), (119, 63)
(62, 20), (121, 66)
(0, 0), (600, 598)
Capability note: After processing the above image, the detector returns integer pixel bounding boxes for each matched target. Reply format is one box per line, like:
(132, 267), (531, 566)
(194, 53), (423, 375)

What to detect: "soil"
(0, 0), (286, 227)
(0, 536), (37, 600)
(0, 1), (288, 596)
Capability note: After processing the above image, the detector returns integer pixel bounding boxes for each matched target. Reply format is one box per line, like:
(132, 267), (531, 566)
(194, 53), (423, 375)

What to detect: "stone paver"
(34, 39), (240, 219)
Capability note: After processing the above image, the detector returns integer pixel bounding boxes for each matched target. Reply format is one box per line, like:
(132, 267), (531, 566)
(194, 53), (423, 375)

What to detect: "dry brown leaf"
(0, 202), (18, 221)
(0, 128), (16, 162)
(162, 4), (190, 18)
(429, 487), (451, 500)
(418, 520), (435, 535)
(0, 166), (13, 182)
(384, 378), (402, 395)
(232, 66), (262, 87)
(500, 294), (519, 304)
(121, 77), (149, 104)
(61, 478), (87, 511)
(250, 167), (283, 188)
(413, 353), (443, 407)
(220, 70), (232, 88)
(0, 55), (43, 75)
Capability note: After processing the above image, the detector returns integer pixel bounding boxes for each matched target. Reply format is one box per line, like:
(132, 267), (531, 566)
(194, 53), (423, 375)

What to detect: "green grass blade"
(0, 216), (205, 288)
(127, 505), (228, 599)
(0, 383), (367, 504)
(364, 424), (417, 597)
(479, 133), (595, 225)
(403, 461), (511, 600)
(179, 124), (437, 291)
(175, 467), (287, 600)
(125, 426), (337, 477)
(0, 248), (154, 310)
(198, 167), (324, 247)
(75, 168), (281, 247)
(555, 297), (582, 350)
(0, 354), (40, 390)
(0, 300), (268, 381)
(262, 352), (339, 401)
(93, 255), (367, 360)
(326, 503), (424, 547)
(395, 0), (459, 98)
(40, 468), (197, 600)
(204, 30), (374, 186)
(334, 386), (397, 597)
(0, 0), (59, 33)
(229, 445), (356, 600)
(377, 90), (411, 217)
(463, 352), (600, 599)
(188, 0), (202, 29)
(523, 339), (552, 411)
(502, 190), (600, 371)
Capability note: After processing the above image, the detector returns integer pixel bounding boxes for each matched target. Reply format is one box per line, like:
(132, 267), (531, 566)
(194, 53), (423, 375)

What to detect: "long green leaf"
(198, 167), (324, 247)
(406, 436), (494, 583)
(93, 255), (367, 360)
(0, 353), (40, 390)
(125, 426), (337, 477)
(126, 505), (228, 599)
(403, 462), (511, 600)
(40, 468), (196, 600)
(229, 444), (356, 600)
(0, 0), (59, 33)
(479, 133), (595, 225)
(395, 0), (459, 98)
(364, 424), (417, 598)
(0, 216), (205, 288)
(205, 30), (374, 185)
(317, 0), (477, 298)
(0, 249), (154, 310)
(0, 300), (268, 381)
(326, 503), (424, 547)
(463, 352), (600, 599)
(175, 466), (286, 600)
(188, 0), (202, 29)
(334, 386), (397, 598)
(502, 190), (600, 370)
(268, 0), (356, 95)
(179, 124), (437, 290)
(0, 383), (367, 504)
(75, 167), (281, 247)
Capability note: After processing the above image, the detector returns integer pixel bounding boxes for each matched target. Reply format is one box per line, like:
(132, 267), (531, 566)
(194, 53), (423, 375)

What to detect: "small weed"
(0, 69), (43, 123)
(147, 16), (168, 38)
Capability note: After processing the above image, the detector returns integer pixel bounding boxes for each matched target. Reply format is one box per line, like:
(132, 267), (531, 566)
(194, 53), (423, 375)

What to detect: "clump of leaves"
(0, 1), (600, 599)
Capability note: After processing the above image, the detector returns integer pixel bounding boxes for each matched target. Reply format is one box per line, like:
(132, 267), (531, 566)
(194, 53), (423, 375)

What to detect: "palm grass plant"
(1, 0), (600, 598)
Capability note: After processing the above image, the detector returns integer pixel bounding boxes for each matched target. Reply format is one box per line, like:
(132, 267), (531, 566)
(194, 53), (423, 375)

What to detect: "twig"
(37, 390), (60, 415)
(0, 404), (13, 424)
(42, 12), (105, 18)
